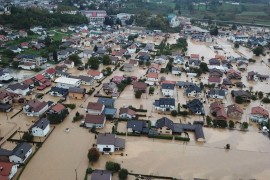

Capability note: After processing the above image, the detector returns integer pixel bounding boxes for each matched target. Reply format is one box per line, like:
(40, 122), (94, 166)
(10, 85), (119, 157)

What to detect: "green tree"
(12, 61), (19, 69)
(116, 18), (122, 26)
(22, 131), (34, 141)
(235, 96), (244, 104)
(119, 169), (129, 180)
(258, 91), (264, 99)
(104, 16), (114, 26)
(231, 24), (237, 30)
(53, 51), (58, 62)
(135, 90), (142, 99)
(128, 35), (134, 41)
(105, 161), (121, 172)
(229, 120), (235, 129)
(241, 122), (249, 130)
(88, 57), (100, 70)
(199, 62), (209, 73)
(234, 43), (239, 48)
(253, 46), (264, 56)
(171, 110), (178, 117)
(69, 54), (82, 66)
(210, 26), (219, 36)
(102, 55), (112, 65)
(206, 115), (212, 126)
(88, 148), (100, 163)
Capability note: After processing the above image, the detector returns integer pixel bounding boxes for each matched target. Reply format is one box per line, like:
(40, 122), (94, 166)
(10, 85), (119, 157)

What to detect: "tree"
(12, 61), (19, 69)
(241, 122), (249, 130)
(206, 115), (212, 126)
(229, 120), (235, 129)
(102, 55), (112, 65)
(105, 161), (121, 172)
(22, 131), (34, 141)
(231, 24), (237, 30)
(171, 110), (178, 117)
(138, 61), (144, 66)
(258, 91), (264, 99)
(210, 26), (219, 36)
(128, 35), (134, 41)
(93, 45), (98, 52)
(88, 148), (100, 163)
(149, 87), (155, 94)
(235, 96), (244, 104)
(126, 77), (132, 85)
(145, 61), (151, 67)
(53, 51), (58, 62)
(135, 90), (142, 99)
(234, 43), (239, 48)
(253, 46), (264, 56)
(199, 62), (209, 73)
(119, 169), (129, 180)
(69, 54), (82, 66)
(88, 57), (100, 70)
(104, 16), (114, 26)
(115, 18), (122, 26)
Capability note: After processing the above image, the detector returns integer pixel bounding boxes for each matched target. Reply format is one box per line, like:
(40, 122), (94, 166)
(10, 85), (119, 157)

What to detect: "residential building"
(91, 170), (112, 180)
(23, 100), (49, 117)
(133, 82), (147, 93)
(207, 89), (226, 99)
(187, 99), (205, 115)
(97, 98), (115, 108)
(148, 64), (161, 74)
(49, 103), (66, 114)
(250, 106), (269, 123)
(146, 73), (158, 84)
(171, 67), (181, 75)
(119, 107), (136, 120)
(86, 102), (105, 115)
(102, 82), (117, 94)
(81, 10), (107, 23)
(0, 162), (18, 180)
(185, 84), (201, 97)
(96, 133), (125, 153)
(247, 71), (269, 81)
(85, 114), (106, 128)
(127, 120), (149, 134)
(29, 118), (50, 137)
(49, 87), (68, 97)
(6, 83), (29, 96)
(87, 70), (103, 80)
(227, 104), (243, 119)
(208, 76), (222, 86)
(63, 60), (74, 68)
(55, 77), (81, 89)
(156, 117), (174, 135)
(154, 98), (175, 111)
(123, 63), (134, 72)
(68, 87), (85, 99)
(174, 56), (184, 64)
(9, 143), (32, 164)
(78, 75), (94, 86)
(231, 90), (251, 102)
(210, 102), (227, 120)
(161, 83), (175, 97)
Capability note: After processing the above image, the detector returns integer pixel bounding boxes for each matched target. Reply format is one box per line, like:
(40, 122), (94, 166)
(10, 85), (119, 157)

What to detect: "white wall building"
(55, 77), (81, 89)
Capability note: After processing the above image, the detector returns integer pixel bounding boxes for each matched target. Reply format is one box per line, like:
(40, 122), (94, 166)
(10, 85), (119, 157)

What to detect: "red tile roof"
(35, 74), (45, 81)
(87, 70), (101, 77)
(0, 162), (14, 178)
(51, 103), (65, 113)
(85, 114), (105, 124)
(46, 68), (56, 75)
(251, 106), (269, 117)
(147, 73), (158, 79)
(208, 76), (221, 83)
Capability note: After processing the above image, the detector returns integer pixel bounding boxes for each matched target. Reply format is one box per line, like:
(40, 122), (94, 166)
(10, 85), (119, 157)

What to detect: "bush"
(119, 168), (129, 180)
(235, 96), (244, 104)
(258, 91), (264, 99)
(262, 97), (270, 104)
(47, 109), (69, 124)
(213, 120), (228, 128)
(206, 115), (213, 126)
(171, 110), (178, 117)
(73, 114), (84, 122)
(175, 136), (190, 141)
(22, 131), (34, 141)
(129, 106), (147, 112)
(149, 87), (155, 94)
(64, 103), (76, 109)
(251, 95), (258, 100)
(148, 135), (173, 140)
(229, 120), (234, 129)
(88, 148), (100, 163)
(241, 122), (249, 130)
(135, 90), (142, 99)
(178, 111), (188, 116)
(105, 161), (121, 172)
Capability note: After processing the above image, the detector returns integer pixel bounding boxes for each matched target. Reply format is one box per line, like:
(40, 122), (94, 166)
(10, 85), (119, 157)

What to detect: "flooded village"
(0, 5), (270, 180)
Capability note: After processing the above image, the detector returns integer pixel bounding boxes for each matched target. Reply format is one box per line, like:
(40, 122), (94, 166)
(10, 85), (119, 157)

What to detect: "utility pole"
(75, 169), (78, 180)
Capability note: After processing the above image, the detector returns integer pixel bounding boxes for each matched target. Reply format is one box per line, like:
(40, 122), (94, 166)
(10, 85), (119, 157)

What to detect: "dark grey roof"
(30, 118), (50, 131)
(209, 58), (220, 65)
(68, 87), (85, 94)
(0, 148), (12, 156)
(78, 75), (94, 82)
(97, 133), (125, 148)
(176, 81), (194, 87)
(189, 59), (201, 66)
(187, 99), (205, 115)
(97, 98), (115, 108)
(12, 142), (32, 159)
(154, 98), (175, 107)
(7, 83), (29, 91)
(0, 103), (12, 111)
(231, 90), (251, 98)
(208, 89), (225, 96)
(185, 84), (201, 94)
(156, 117), (174, 130)
(127, 120), (148, 133)
(91, 170), (112, 180)
(161, 83), (175, 90)
(50, 87), (68, 95)
(102, 108), (117, 116)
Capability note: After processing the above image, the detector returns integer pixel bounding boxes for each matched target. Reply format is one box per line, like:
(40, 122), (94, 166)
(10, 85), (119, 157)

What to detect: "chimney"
(21, 149), (23, 153)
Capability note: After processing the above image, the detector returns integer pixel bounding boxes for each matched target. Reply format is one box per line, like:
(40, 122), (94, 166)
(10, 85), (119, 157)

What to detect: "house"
(208, 89), (225, 99)
(55, 77), (81, 89)
(78, 75), (94, 86)
(49, 87), (68, 97)
(189, 59), (201, 68)
(9, 142), (32, 164)
(127, 120), (149, 134)
(247, 71), (269, 81)
(6, 83), (29, 96)
(19, 30), (28, 38)
(176, 81), (194, 88)
(46, 68), (56, 79)
(85, 114), (106, 128)
(185, 84), (201, 97)
(154, 98), (175, 111)
(174, 56), (184, 64)
(29, 118), (50, 137)
(146, 73), (158, 83)
(86, 102), (105, 115)
(0, 162), (18, 180)
(127, 44), (137, 54)
(227, 69), (241, 80)
(56, 70), (70, 78)
(0, 103), (12, 113)
(57, 50), (69, 61)
(237, 61), (248, 71)
(161, 83), (175, 97)
(227, 104), (243, 119)
(222, 78), (233, 86)
(123, 63), (134, 72)
(119, 107), (136, 119)
(210, 102), (227, 120)
(156, 117), (174, 135)
(91, 170), (112, 180)
(209, 58), (220, 66)
(49, 103), (66, 114)
(231, 90), (251, 102)
(55, 64), (68, 72)
(0, 69), (13, 82)
(133, 82), (147, 93)
(23, 100), (49, 117)
(250, 106), (269, 123)
(154, 55), (167, 64)
(209, 68), (223, 77)
(18, 62), (36, 70)
(187, 99), (205, 115)
(103, 82), (117, 94)
(20, 42), (29, 49)
(109, 56), (119, 65)
(9, 46), (21, 53)
(87, 70), (103, 80)
(0, 91), (12, 105)
(138, 52), (150, 61)
(97, 98), (115, 108)
(68, 87), (85, 99)
(208, 76), (222, 86)
(96, 133), (125, 153)
(171, 67), (181, 75)
(148, 64), (161, 74)
(63, 60), (75, 68)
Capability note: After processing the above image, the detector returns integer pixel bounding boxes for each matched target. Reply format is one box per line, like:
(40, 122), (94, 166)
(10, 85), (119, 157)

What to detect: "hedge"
(127, 133), (141, 137)
(63, 103), (76, 109)
(116, 132), (126, 136)
(129, 106), (147, 112)
(148, 135), (173, 140)
(175, 136), (190, 141)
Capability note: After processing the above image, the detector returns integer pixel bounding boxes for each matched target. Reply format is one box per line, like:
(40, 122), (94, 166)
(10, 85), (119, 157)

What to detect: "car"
(37, 85), (46, 91)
